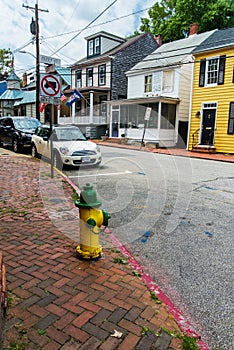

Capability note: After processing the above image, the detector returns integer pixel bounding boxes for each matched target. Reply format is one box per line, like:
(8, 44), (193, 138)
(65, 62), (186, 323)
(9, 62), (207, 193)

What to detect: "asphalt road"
(64, 146), (234, 350)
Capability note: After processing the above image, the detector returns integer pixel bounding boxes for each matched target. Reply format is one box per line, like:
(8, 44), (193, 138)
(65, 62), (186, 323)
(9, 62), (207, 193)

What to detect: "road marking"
(68, 170), (132, 178)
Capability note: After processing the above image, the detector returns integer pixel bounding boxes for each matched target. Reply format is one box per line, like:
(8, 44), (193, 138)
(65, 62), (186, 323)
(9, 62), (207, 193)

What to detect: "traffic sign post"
(40, 73), (61, 179)
(141, 107), (152, 148)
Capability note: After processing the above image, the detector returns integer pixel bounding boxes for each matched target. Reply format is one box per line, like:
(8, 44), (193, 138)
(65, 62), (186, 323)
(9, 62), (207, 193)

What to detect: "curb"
(57, 167), (211, 350)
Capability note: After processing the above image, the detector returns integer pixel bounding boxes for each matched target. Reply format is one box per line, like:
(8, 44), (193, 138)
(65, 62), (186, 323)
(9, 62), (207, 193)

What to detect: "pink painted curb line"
(59, 170), (210, 350)
(109, 233), (210, 350)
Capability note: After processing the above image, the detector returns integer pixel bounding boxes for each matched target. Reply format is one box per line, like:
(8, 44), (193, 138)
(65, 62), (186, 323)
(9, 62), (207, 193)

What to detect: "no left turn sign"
(40, 74), (61, 98)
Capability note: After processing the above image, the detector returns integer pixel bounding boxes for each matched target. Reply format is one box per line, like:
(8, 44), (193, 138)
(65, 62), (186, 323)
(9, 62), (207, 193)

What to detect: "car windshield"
(14, 118), (41, 130)
(54, 127), (86, 141)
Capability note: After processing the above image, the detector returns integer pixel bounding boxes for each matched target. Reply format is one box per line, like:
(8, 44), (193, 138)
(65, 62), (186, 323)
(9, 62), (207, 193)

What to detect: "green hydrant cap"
(75, 183), (102, 208)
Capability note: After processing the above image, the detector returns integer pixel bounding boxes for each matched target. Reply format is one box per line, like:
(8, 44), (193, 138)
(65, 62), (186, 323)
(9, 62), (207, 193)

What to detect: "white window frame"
(205, 57), (219, 87)
(162, 70), (174, 92)
(144, 75), (152, 93)
(94, 38), (100, 55)
(76, 70), (82, 88)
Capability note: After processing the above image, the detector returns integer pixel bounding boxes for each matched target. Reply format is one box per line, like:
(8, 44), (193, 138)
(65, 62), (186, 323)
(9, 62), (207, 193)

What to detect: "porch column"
(72, 102), (75, 124)
(89, 90), (94, 124)
(57, 105), (60, 124)
(158, 101), (161, 140)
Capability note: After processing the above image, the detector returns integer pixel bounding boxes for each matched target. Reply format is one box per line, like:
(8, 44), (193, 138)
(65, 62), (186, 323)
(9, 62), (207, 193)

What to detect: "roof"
(84, 31), (125, 43)
(55, 66), (71, 86)
(14, 90), (36, 106)
(6, 70), (20, 82)
(127, 30), (215, 74)
(0, 81), (7, 96)
(192, 27), (234, 54)
(0, 89), (22, 100)
(71, 33), (153, 67)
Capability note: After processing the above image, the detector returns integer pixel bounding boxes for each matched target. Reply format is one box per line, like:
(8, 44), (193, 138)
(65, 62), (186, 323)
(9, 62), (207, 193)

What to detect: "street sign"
(40, 55), (61, 66)
(144, 107), (152, 121)
(40, 74), (61, 98)
(40, 96), (61, 105)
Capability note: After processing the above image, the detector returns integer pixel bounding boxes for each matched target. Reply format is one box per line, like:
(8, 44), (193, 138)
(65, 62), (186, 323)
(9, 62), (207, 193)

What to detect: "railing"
(59, 115), (107, 125)
(192, 128), (200, 148)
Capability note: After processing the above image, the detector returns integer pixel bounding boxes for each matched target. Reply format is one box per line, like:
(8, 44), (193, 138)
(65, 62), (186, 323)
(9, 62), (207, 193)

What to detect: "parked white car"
(31, 125), (102, 168)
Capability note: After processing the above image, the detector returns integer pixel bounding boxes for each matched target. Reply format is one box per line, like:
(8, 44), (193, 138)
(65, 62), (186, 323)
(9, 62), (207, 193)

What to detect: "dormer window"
(88, 37), (100, 57)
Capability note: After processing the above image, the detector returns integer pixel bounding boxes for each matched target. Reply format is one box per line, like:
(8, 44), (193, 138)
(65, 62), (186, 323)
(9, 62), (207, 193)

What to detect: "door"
(111, 111), (119, 137)
(200, 109), (216, 145)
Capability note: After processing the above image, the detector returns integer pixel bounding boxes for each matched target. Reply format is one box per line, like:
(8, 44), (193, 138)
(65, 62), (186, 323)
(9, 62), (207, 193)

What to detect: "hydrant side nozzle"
(87, 218), (96, 227)
(102, 209), (109, 227)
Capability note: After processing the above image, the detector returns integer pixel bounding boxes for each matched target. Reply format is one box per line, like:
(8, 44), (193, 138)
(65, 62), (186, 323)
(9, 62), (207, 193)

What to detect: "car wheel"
(53, 151), (63, 170)
(12, 139), (20, 153)
(31, 144), (38, 158)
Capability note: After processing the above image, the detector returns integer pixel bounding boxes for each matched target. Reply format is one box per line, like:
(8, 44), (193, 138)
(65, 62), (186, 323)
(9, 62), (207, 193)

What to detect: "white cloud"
(0, 0), (155, 77)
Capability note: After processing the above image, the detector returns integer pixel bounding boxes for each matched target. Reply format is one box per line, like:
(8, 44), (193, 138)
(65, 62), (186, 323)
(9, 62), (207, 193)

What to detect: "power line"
(43, 7), (151, 41)
(51, 0), (118, 56)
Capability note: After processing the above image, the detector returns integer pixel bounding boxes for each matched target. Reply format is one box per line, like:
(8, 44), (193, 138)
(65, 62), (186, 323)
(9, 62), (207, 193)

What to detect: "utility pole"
(22, 2), (48, 121)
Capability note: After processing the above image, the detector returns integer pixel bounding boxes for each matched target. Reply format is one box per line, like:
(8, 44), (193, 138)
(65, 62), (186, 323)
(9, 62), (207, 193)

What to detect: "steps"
(192, 145), (216, 154)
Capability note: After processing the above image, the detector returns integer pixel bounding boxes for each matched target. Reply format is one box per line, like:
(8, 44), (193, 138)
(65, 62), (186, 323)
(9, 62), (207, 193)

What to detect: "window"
(76, 70), (82, 88)
(94, 38), (100, 55)
(161, 103), (176, 129)
(88, 40), (94, 56)
(75, 100), (82, 116)
(99, 95), (107, 115)
(162, 70), (174, 92)
(228, 102), (234, 134)
(86, 68), (93, 87)
(98, 65), (106, 85)
(199, 56), (226, 87)
(88, 37), (100, 57)
(144, 75), (152, 93)
(119, 103), (158, 129)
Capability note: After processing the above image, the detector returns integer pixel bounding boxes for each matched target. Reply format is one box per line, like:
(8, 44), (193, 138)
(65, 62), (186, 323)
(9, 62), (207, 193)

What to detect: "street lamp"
(19, 50), (36, 59)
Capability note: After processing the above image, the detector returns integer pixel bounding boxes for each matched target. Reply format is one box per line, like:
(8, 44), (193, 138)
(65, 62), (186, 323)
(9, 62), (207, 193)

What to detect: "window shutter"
(199, 59), (206, 87)
(218, 55), (226, 85)
(227, 102), (234, 134)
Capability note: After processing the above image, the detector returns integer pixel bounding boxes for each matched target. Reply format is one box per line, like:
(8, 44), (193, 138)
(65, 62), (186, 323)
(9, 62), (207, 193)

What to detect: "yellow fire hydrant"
(75, 183), (109, 259)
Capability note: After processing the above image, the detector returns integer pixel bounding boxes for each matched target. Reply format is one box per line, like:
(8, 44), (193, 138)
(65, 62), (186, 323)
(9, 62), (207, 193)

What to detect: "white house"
(64, 31), (158, 139)
(110, 24), (215, 148)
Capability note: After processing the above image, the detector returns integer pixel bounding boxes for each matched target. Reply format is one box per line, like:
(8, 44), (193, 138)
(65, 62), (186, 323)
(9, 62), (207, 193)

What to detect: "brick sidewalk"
(96, 140), (234, 163)
(0, 155), (198, 349)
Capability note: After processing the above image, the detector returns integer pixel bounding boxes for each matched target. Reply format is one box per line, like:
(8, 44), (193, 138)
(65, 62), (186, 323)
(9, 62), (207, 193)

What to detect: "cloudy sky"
(0, 0), (156, 77)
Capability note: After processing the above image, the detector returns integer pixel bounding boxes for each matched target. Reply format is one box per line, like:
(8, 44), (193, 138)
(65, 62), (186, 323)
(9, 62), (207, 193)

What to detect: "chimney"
(22, 72), (27, 87)
(189, 23), (198, 36)
(155, 34), (162, 46)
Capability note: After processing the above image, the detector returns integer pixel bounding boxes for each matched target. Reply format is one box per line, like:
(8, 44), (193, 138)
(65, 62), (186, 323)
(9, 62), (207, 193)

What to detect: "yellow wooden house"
(188, 27), (234, 154)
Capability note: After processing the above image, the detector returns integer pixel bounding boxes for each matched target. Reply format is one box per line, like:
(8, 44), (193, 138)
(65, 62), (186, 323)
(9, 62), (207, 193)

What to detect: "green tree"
(139, 0), (234, 43)
(0, 49), (12, 75)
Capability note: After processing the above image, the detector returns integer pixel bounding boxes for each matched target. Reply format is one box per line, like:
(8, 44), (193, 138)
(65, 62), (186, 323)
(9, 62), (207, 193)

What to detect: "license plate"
(82, 156), (91, 163)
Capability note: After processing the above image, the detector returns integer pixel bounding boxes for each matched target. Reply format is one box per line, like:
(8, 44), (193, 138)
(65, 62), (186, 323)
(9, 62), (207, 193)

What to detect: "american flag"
(60, 94), (67, 102)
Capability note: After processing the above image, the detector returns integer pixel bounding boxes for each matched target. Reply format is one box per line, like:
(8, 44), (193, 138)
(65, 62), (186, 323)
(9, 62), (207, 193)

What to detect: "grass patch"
(113, 257), (128, 264)
(150, 291), (162, 304)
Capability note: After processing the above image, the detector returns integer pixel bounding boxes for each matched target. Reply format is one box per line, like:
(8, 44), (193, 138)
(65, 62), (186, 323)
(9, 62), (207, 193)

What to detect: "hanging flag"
(60, 94), (67, 102)
(66, 89), (83, 107)
(39, 103), (47, 113)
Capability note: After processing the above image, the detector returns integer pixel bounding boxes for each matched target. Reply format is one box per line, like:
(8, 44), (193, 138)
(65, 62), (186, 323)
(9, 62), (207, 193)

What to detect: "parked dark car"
(0, 116), (41, 152)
